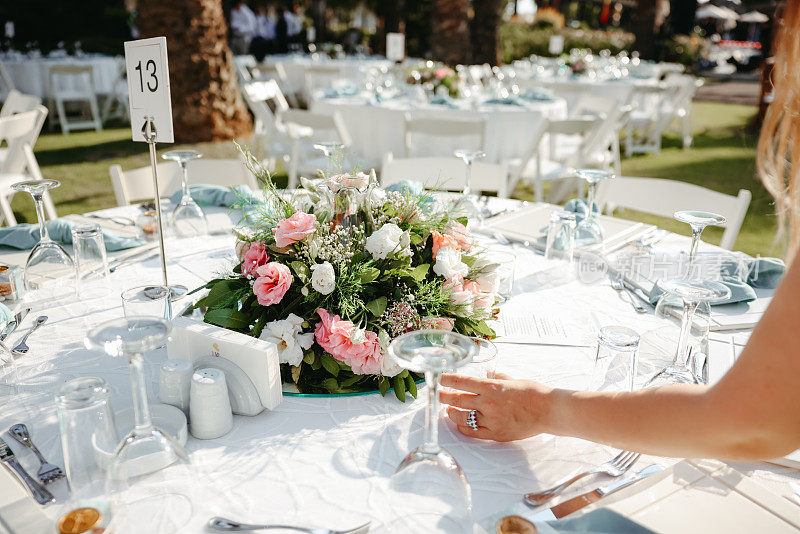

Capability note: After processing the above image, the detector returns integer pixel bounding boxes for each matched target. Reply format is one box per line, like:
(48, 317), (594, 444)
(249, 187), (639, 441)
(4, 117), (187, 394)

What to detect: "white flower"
(306, 236), (322, 259)
(449, 286), (475, 316)
(310, 261), (336, 295)
(476, 267), (500, 294)
(380, 349), (403, 377)
(370, 187), (387, 208)
(433, 247), (469, 280)
(350, 327), (366, 344)
(259, 313), (314, 366)
(365, 223), (411, 259)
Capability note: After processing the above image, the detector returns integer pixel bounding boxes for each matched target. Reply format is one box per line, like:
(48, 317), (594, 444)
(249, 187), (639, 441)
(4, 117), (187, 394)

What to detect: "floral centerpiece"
(405, 63), (461, 98)
(194, 149), (498, 401)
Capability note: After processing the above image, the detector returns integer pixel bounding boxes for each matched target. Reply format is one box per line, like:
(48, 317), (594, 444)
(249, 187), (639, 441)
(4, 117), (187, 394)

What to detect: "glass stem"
(181, 164), (190, 202)
(422, 370), (440, 453)
(463, 162), (472, 196)
(32, 193), (50, 243)
(673, 300), (699, 370)
(586, 182), (597, 222)
(127, 352), (153, 436)
(688, 227), (703, 267)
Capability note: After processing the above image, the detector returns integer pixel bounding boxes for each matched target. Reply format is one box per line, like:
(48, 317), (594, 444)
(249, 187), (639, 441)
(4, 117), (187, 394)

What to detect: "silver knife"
(0, 437), (55, 505)
(621, 280), (654, 308)
(0, 308), (30, 342)
(539, 464), (663, 520)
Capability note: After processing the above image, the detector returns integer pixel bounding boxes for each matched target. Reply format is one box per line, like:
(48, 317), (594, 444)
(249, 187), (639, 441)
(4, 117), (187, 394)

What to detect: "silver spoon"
(11, 316), (48, 355)
(207, 516), (371, 534)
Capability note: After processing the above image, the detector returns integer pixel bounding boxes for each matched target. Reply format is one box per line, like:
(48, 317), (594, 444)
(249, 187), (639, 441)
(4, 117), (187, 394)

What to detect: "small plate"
(193, 356), (264, 416)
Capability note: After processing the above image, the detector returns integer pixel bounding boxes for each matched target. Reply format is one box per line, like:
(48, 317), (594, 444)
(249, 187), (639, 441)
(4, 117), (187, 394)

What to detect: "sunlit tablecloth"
(1, 54), (120, 99)
(0, 199), (797, 533)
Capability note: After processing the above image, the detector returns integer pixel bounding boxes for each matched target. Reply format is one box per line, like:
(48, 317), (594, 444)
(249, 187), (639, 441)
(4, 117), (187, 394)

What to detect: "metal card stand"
(142, 116), (187, 306)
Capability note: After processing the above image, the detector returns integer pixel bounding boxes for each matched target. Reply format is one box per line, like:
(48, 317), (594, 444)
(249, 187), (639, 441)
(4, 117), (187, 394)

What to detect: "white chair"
(304, 64), (345, 100)
(0, 106), (56, 226)
(0, 62), (13, 101)
(403, 115), (486, 158)
(109, 159), (257, 206)
(598, 176), (751, 250)
(381, 154), (508, 197)
(279, 109), (352, 188)
(0, 90), (42, 118)
(240, 80), (292, 169)
(100, 57), (130, 123)
(233, 55), (257, 85)
(49, 64), (103, 134)
(248, 62), (297, 107)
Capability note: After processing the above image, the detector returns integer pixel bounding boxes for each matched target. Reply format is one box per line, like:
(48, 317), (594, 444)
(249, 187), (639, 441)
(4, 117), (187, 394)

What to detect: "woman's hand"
(439, 373), (553, 442)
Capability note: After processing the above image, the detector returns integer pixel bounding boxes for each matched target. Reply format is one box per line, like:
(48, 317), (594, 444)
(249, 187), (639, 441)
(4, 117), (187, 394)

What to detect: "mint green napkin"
(0, 220), (144, 251)
(0, 302), (11, 328)
(520, 88), (555, 102)
(483, 96), (526, 106)
(539, 198), (601, 249)
(429, 96), (459, 108)
(170, 185), (261, 208)
(539, 509), (655, 533)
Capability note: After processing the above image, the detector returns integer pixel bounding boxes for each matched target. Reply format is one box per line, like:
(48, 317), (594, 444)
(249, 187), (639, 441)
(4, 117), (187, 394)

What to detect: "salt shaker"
(189, 368), (233, 440)
(158, 359), (193, 416)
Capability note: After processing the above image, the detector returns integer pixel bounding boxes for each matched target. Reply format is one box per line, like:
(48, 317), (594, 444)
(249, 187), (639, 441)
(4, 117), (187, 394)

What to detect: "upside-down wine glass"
(674, 210), (727, 268)
(84, 317), (193, 533)
(161, 150), (207, 238)
(574, 168), (614, 247)
(454, 149), (486, 220)
(11, 180), (76, 302)
(645, 279), (731, 387)
(387, 330), (478, 532)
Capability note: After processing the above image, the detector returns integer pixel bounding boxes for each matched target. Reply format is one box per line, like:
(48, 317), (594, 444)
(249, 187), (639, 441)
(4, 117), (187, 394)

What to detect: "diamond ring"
(466, 410), (479, 431)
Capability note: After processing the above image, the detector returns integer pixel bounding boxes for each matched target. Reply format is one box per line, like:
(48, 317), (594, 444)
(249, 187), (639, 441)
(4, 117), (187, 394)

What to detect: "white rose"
(259, 313), (314, 366)
(433, 247), (469, 280)
(449, 286), (475, 316)
(476, 267), (500, 294)
(380, 349), (403, 377)
(370, 187), (387, 208)
(310, 261), (336, 295)
(365, 223), (410, 259)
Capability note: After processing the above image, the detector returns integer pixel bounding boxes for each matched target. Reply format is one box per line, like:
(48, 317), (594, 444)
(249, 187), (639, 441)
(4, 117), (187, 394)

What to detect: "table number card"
(124, 36), (174, 143)
(386, 32), (405, 61)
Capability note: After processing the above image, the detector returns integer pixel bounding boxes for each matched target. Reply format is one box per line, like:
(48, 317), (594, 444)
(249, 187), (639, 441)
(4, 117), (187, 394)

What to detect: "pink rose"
(423, 316), (455, 331)
(314, 308), (383, 375)
(253, 262), (293, 306)
(274, 211), (317, 248)
(445, 220), (472, 252)
(242, 241), (269, 278)
(431, 231), (461, 260)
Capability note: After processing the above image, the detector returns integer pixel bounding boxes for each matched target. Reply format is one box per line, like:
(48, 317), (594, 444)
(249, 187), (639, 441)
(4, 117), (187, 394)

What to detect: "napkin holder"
(167, 317), (282, 411)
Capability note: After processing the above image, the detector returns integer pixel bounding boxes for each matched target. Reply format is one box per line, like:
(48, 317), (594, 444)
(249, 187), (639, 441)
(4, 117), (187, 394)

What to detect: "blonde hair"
(757, 2), (800, 261)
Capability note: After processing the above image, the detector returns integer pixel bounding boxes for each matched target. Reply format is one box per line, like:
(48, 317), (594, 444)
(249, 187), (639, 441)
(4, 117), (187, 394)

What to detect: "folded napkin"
(0, 302), (11, 328)
(539, 198), (602, 250)
(648, 255), (785, 306)
(520, 88), (555, 102)
(482, 96), (527, 107)
(385, 181), (424, 196)
(322, 86), (359, 98)
(429, 95), (460, 108)
(537, 509), (656, 533)
(0, 220), (144, 251)
(169, 185), (261, 208)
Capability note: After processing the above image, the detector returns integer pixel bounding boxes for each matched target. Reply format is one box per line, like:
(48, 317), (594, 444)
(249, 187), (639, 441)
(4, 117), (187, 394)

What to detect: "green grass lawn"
(21, 101), (782, 258)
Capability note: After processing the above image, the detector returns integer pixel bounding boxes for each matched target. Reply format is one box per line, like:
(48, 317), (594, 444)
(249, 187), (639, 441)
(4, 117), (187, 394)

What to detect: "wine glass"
(11, 180), (76, 302)
(674, 210), (726, 267)
(387, 330), (478, 532)
(574, 168), (614, 247)
(84, 317), (193, 533)
(453, 149), (486, 220)
(645, 279), (731, 387)
(161, 150), (207, 238)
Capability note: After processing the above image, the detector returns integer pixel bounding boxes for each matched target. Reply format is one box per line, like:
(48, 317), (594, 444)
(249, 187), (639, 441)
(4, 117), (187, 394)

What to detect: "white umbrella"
(696, 4), (739, 21)
(739, 11), (769, 23)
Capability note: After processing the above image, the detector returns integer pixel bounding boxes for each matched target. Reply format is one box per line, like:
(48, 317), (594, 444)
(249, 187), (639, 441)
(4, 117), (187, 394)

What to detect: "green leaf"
(405, 374), (418, 399)
(320, 352), (340, 377)
(462, 255), (477, 268)
(339, 375), (363, 388)
(409, 232), (424, 245)
(473, 320), (496, 338)
(290, 261), (310, 282)
(303, 350), (315, 364)
(204, 308), (251, 330)
(251, 310), (269, 338)
(378, 377), (390, 396)
(456, 216), (468, 226)
(198, 280), (234, 309)
(322, 378), (341, 393)
(365, 296), (388, 317)
(360, 267), (380, 284)
(393, 375), (406, 402)
(409, 264), (429, 282)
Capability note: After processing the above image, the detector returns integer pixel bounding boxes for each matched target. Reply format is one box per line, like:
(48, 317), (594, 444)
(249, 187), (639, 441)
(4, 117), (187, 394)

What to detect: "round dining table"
(1, 53), (121, 99)
(0, 197), (796, 533)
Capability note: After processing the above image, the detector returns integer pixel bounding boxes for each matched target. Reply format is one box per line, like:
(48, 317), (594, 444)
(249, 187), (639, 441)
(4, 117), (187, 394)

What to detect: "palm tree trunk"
(634, 0), (658, 59)
(472, 0), (502, 66)
(431, 0), (471, 65)
(137, 0), (251, 142)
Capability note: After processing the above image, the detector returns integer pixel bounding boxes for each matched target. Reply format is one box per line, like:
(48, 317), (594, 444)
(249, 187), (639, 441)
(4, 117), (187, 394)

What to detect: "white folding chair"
(248, 62), (297, 107)
(0, 90), (42, 117)
(0, 106), (55, 226)
(0, 62), (13, 101)
(598, 176), (751, 250)
(109, 162), (181, 206)
(49, 64), (103, 134)
(100, 57), (130, 123)
(186, 159), (260, 191)
(233, 55), (257, 85)
(279, 109), (352, 188)
(403, 115), (486, 158)
(241, 80), (292, 169)
(303, 64), (344, 100)
(381, 154), (508, 197)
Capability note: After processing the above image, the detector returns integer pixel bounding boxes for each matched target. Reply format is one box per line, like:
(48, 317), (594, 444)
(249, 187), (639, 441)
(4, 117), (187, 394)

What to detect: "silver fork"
(523, 450), (640, 507)
(610, 275), (647, 313)
(8, 424), (65, 485)
(207, 517), (371, 533)
(11, 315), (47, 355)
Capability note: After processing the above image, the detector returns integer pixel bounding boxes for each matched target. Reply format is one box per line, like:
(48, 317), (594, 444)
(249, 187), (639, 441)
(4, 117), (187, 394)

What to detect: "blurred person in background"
(230, 0), (257, 55)
(251, 4), (276, 61)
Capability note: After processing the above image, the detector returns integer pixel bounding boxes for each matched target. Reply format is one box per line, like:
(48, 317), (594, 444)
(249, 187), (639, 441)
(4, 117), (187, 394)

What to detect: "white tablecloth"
(1, 54), (120, 99)
(0, 200), (797, 533)
(311, 97), (567, 167)
(261, 55), (393, 99)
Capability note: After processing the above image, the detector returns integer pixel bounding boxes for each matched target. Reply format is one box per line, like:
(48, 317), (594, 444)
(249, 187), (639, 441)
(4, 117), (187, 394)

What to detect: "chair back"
(49, 64), (95, 98)
(109, 162), (181, 206)
(0, 90), (42, 117)
(403, 115), (486, 158)
(304, 64), (345, 98)
(186, 159), (260, 191)
(233, 55), (256, 83)
(381, 154), (508, 197)
(250, 62), (289, 85)
(0, 106), (48, 175)
(597, 176), (751, 250)
(280, 109), (352, 146)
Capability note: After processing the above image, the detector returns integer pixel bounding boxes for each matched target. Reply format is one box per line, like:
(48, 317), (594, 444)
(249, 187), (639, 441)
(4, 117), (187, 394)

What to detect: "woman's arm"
(440, 258), (800, 460)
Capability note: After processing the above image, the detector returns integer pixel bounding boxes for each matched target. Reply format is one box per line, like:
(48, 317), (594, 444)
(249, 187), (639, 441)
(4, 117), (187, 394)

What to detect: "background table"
(0, 199), (796, 533)
(1, 54), (121, 99)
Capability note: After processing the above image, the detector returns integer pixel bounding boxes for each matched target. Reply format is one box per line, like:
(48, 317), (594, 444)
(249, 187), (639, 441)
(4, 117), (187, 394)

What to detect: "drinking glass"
(11, 180), (76, 302)
(56, 377), (118, 510)
(387, 330), (478, 532)
(84, 317), (193, 534)
(121, 285), (171, 320)
(161, 150), (207, 238)
(674, 210), (726, 266)
(645, 279), (731, 387)
(460, 337), (498, 379)
(71, 223), (110, 299)
(590, 326), (640, 392)
(574, 169), (614, 247)
(544, 210), (577, 262)
(453, 149), (486, 220)
(0, 341), (17, 404)
(492, 251), (516, 303)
